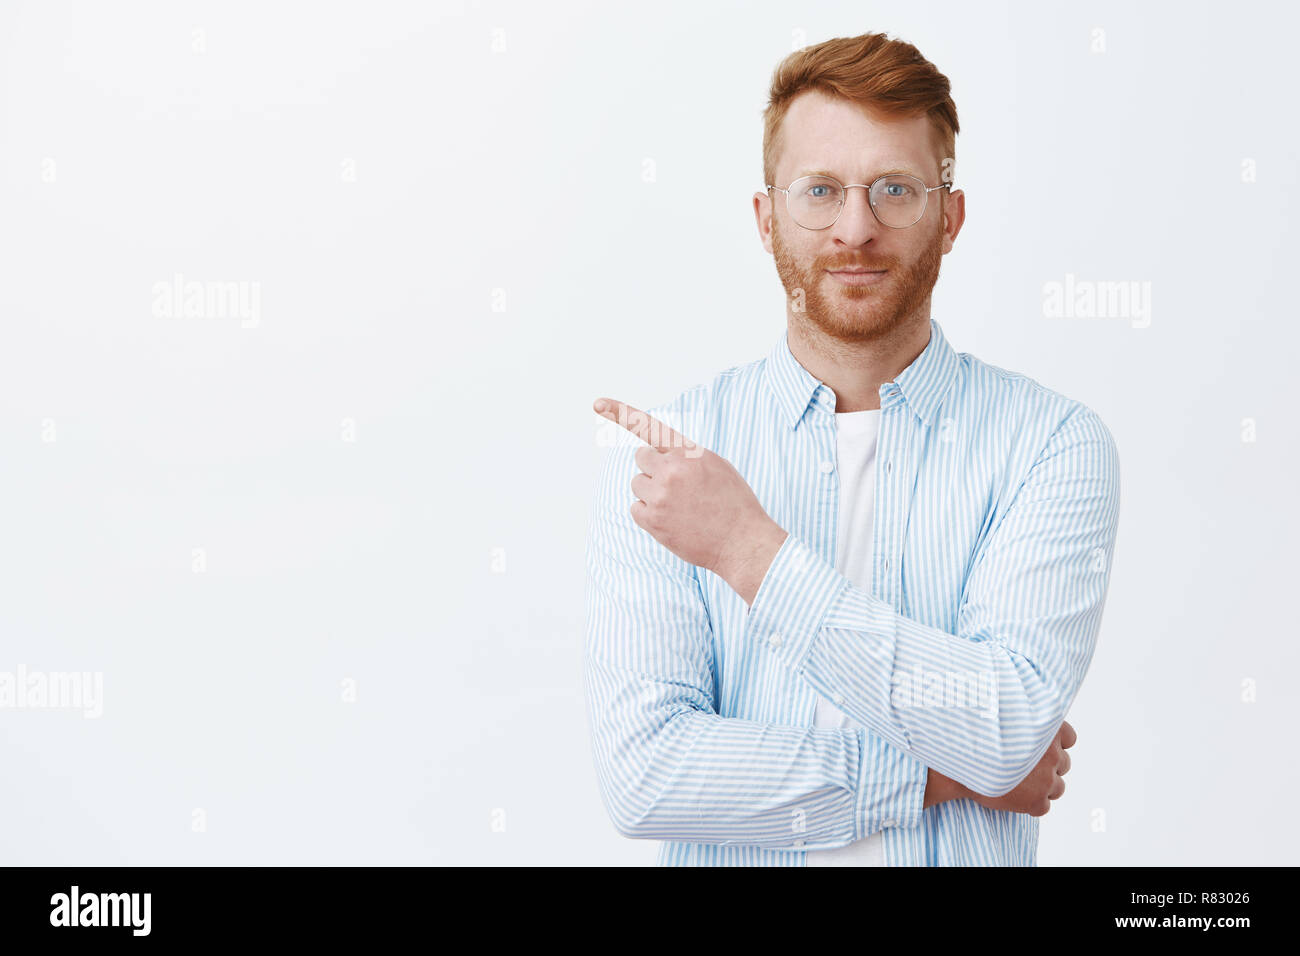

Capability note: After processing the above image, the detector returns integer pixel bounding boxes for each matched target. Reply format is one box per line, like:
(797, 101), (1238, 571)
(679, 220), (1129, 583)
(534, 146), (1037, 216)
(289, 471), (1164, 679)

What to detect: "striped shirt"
(583, 318), (1121, 866)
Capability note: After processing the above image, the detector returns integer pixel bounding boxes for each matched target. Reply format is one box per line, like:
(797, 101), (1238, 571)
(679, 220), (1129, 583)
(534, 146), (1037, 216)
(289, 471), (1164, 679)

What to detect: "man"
(583, 32), (1120, 866)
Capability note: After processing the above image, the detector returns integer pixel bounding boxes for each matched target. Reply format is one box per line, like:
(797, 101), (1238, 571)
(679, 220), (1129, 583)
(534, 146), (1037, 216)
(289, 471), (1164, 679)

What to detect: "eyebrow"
(797, 165), (922, 181)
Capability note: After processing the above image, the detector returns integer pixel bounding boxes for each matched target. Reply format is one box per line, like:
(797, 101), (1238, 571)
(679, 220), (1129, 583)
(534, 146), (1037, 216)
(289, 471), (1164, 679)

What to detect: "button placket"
(877, 396), (901, 605)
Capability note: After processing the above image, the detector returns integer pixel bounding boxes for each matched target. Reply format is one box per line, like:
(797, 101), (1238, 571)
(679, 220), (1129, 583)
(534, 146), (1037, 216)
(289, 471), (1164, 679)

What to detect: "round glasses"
(766, 173), (952, 230)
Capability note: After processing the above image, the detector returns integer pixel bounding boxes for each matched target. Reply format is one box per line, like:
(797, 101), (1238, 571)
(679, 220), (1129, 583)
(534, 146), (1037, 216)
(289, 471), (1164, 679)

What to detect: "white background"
(1, 0), (1296, 865)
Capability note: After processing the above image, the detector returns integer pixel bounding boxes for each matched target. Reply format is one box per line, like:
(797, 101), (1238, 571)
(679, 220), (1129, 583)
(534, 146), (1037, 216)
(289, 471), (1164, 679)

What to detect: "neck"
(786, 309), (933, 413)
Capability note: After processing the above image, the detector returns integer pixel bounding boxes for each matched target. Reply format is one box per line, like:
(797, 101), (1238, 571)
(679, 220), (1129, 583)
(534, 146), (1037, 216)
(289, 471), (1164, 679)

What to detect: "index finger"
(593, 397), (697, 453)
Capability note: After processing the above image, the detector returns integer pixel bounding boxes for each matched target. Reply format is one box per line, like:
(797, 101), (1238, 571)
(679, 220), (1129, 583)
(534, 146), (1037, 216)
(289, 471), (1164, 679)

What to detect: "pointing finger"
(593, 397), (697, 454)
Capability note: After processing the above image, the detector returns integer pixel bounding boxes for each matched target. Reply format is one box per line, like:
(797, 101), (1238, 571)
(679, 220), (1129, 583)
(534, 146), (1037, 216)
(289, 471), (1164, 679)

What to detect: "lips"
(826, 268), (888, 286)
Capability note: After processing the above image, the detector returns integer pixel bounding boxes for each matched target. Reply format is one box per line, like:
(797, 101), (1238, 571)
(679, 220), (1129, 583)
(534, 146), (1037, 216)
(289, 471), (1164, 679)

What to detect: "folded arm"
(741, 408), (1121, 798)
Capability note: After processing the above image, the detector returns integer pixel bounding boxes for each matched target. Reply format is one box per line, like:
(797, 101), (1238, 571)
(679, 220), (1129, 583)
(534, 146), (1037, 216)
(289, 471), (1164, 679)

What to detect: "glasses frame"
(765, 173), (953, 230)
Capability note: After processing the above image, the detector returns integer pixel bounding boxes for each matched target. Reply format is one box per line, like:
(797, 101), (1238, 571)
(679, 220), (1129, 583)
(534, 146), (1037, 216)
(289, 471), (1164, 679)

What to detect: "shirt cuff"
(855, 730), (927, 838)
(745, 531), (847, 671)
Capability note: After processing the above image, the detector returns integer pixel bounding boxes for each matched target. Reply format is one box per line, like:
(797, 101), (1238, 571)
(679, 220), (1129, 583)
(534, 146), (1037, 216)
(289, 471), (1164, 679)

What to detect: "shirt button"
(833, 692), (845, 707)
(792, 839), (805, 848)
(883, 818), (897, 828)
(819, 460), (835, 474)
(768, 632), (783, 649)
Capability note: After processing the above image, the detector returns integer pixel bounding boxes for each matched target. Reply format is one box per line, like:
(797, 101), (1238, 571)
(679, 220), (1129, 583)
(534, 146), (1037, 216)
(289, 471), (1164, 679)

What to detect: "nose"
(829, 184), (882, 246)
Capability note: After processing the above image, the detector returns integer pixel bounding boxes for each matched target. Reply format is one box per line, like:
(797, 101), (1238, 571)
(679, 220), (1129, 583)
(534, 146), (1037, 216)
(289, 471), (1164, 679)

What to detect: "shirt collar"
(764, 317), (959, 430)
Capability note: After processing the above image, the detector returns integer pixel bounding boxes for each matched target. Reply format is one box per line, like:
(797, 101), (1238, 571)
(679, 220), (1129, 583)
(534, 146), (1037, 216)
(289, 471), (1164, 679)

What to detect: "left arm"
(733, 409), (1121, 798)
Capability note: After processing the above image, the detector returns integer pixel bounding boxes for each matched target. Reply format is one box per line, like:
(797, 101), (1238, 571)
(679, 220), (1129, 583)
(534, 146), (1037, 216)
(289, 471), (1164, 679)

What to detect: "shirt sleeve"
(744, 407), (1122, 799)
(584, 436), (926, 849)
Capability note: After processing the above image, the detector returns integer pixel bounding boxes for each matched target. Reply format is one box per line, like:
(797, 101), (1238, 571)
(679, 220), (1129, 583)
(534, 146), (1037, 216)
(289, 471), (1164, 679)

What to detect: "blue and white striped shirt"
(583, 318), (1121, 866)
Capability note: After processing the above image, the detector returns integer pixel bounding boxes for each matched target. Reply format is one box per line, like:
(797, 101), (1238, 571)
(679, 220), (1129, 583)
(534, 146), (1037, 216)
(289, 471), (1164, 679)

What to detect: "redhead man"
(584, 32), (1119, 866)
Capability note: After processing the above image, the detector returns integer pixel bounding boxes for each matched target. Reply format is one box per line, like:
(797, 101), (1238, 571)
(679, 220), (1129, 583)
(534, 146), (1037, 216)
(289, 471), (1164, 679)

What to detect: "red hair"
(762, 33), (959, 186)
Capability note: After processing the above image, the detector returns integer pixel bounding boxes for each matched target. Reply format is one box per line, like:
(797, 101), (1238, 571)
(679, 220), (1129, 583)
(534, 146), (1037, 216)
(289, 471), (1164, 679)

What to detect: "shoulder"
(947, 350), (1119, 513)
(954, 349), (1117, 455)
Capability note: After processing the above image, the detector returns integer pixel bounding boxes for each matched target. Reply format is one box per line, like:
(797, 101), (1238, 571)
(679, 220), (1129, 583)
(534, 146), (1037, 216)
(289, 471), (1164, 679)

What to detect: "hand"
(968, 720), (1077, 816)
(593, 397), (787, 592)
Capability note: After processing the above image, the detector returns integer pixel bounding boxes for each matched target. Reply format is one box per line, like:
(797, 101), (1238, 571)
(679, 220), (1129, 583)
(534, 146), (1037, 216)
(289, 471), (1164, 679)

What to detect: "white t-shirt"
(805, 407), (885, 867)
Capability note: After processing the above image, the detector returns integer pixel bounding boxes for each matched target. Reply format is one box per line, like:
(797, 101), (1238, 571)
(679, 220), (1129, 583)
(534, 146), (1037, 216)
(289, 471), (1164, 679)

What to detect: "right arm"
(583, 437), (938, 849)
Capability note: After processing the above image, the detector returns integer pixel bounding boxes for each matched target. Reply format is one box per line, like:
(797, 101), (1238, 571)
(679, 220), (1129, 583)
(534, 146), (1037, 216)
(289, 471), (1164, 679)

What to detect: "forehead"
(778, 89), (938, 180)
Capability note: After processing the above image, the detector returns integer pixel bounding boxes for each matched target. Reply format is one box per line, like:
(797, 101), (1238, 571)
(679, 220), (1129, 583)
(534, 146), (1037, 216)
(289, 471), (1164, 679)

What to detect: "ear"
(940, 188), (965, 255)
(754, 190), (775, 254)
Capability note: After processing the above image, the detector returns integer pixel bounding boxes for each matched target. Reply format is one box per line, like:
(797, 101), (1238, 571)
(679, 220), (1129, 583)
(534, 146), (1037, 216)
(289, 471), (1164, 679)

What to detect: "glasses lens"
(786, 176), (843, 229)
(870, 175), (928, 228)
